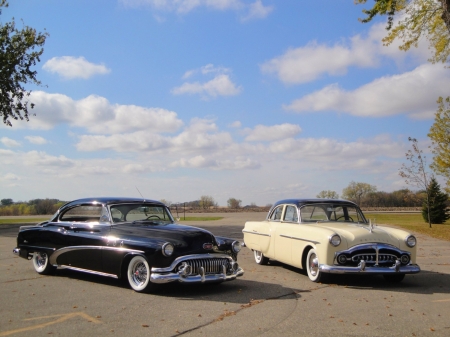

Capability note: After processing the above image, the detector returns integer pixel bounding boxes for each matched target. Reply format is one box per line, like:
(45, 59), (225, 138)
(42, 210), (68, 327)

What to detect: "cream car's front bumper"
(319, 260), (420, 274)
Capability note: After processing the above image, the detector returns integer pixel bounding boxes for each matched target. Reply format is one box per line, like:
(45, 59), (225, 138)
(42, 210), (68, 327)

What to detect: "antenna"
(135, 186), (145, 199)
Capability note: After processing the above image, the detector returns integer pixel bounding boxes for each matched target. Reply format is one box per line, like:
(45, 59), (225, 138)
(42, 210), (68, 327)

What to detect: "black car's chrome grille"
(335, 244), (411, 267)
(179, 258), (230, 275)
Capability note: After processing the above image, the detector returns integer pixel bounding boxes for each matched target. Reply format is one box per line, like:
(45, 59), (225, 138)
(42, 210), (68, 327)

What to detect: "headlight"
(329, 234), (341, 247)
(162, 243), (174, 256)
(405, 235), (416, 248)
(232, 241), (241, 253)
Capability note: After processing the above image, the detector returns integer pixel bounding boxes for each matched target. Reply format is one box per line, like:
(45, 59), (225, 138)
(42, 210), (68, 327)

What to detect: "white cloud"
(261, 22), (431, 85)
(0, 137), (21, 147)
(120, 0), (273, 20)
(244, 123), (302, 141)
(25, 136), (48, 145)
(11, 91), (183, 133)
(241, 0), (274, 21)
(229, 121), (241, 128)
(43, 56), (111, 79)
(284, 63), (450, 119)
(172, 74), (242, 98)
(3, 173), (21, 181)
(24, 151), (76, 168)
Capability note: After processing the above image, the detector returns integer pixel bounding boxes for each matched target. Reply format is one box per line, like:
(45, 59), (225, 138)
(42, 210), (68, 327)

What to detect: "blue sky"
(1, 0), (449, 206)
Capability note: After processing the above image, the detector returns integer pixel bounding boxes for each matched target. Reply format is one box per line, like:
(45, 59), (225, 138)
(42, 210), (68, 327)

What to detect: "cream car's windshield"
(110, 204), (174, 224)
(300, 204), (367, 223)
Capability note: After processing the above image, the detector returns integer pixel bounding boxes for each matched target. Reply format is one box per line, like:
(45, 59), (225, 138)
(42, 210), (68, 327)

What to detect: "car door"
(273, 204), (298, 265)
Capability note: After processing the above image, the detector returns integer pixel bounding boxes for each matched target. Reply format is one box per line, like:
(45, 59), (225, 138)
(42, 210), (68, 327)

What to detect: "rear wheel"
(127, 256), (155, 293)
(383, 274), (405, 282)
(32, 252), (56, 275)
(306, 248), (326, 283)
(253, 250), (269, 265)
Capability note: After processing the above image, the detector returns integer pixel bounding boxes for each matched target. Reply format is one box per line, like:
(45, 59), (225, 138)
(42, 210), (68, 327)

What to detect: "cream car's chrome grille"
(335, 243), (411, 267)
(352, 253), (398, 263)
(180, 258), (230, 275)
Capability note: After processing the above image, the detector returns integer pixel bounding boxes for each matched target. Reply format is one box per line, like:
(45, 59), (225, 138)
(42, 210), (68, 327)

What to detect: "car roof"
(59, 197), (165, 210)
(272, 198), (358, 208)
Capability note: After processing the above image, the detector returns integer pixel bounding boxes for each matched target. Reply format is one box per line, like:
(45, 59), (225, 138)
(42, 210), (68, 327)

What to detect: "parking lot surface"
(1, 213), (449, 336)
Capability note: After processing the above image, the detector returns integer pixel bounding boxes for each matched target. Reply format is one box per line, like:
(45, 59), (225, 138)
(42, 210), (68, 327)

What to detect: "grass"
(0, 217), (48, 224)
(365, 212), (450, 242)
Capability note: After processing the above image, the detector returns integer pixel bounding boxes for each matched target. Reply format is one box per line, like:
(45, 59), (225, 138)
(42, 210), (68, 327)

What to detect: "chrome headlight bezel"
(329, 234), (341, 247)
(232, 241), (241, 253)
(162, 242), (174, 257)
(405, 235), (417, 248)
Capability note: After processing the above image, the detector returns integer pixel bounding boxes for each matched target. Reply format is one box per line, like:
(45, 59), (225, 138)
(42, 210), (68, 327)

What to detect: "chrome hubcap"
(131, 262), (147, 285)
(36, 252), (47, 267)
(309, 254), (319, 276)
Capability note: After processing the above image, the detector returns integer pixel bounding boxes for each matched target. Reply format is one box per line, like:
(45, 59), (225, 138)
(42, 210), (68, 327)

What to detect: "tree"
(422, 177), (450, 223)
(355, 0), (450, 64)
(341, 181), (377, 205)
(227, 198), (242, 209)
(429, 97), (450, 192)
(199, 195), (216, 209)
(0, 0), (48, 126)
(1, 198), (13, 205)
(316, 190), (339, 199)
(399, 137), (433, 227)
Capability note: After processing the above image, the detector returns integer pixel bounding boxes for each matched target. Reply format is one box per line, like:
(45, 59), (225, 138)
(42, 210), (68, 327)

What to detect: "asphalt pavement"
(1, 213), (449, 337)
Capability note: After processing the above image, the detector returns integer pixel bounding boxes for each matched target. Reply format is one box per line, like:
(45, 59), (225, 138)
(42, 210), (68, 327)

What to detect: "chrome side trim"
(49, 246), (144, 264)
(242, 230), (271, 237)
(58, 265), (119, 279)
(279, 234), (320, 245)
(151, 254), (233, 273)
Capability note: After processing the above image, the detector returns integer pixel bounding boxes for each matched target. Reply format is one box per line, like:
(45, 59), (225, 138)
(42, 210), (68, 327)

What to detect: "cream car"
(242, 199), (420, 283)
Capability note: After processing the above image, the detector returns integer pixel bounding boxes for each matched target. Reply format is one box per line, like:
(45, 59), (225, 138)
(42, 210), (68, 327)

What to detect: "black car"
(13, 197), (244, 292)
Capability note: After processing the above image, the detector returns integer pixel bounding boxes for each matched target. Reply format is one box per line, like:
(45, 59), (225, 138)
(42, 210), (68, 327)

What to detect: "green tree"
(355, 0), (450, 64)
(342, 181), (377, 205)
(316, 190), (339, 199)
(227, 198), (242, 209)
(429, 97), (450, 192)
(399, 137), (433, 227)
(199, 195), (216, 209)
(1, 198), (13, 205)
(0, 0), (48, 126)
(422, 177), (450, 224)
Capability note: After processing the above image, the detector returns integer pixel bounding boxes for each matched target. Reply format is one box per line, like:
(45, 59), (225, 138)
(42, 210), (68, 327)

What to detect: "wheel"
(383, 274), (405, 282)
(336, 215), (354, 222)
(253, 250), (269, 265)
(127, 256), (155, 293)
(306, 248), (326, 282)
(32, 252), (56, 275)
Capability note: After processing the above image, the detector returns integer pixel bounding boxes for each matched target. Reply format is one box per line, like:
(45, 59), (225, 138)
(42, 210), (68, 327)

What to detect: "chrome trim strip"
(151, 254), (233, 273)
(58, 265), (119, 279)
(49, 246), (144, 264)
(242, 230), (271, 237)
(319, 263), (420, 274)
(335, 243), (409, 256)
(279, 234), (320, 245)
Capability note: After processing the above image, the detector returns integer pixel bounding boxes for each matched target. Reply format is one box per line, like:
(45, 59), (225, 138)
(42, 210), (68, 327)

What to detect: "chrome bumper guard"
(150, 253), (244, 284)
(319, 260), (420, 274)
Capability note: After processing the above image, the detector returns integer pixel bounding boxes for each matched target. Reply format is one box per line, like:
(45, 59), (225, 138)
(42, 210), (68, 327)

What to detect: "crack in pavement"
(171, 289), (312, 336)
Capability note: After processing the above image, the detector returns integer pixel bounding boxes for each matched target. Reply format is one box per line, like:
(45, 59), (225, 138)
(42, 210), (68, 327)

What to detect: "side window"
(269, 206), (284, 221)
(283, 205), (298, 222)
(60, 205), (102, 222)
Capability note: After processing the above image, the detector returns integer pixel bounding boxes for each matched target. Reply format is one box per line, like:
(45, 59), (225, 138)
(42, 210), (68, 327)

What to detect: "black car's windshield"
(110, 204), (173, 224)
(300, 204), (367, 223)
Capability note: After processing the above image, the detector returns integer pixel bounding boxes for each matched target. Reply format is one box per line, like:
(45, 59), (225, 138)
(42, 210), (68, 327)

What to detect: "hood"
(111, 222), (217, 254)
(315, 222), (400, 248)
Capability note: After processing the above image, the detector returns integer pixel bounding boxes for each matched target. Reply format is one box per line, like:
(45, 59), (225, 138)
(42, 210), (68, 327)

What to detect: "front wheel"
(306, 248), (326, 283)
(253, 250), (269, 265)
(127, 256), (155, 293)
(32, 252), (56, 275)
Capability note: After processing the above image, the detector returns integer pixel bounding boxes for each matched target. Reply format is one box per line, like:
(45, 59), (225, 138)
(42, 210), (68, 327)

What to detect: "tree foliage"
(316, 190), (339, 199)
(399, 137), (433, 227)
(0, 0), (48, 126)
(355, 0), (450, 64)
(199, 195), (216, 209)
(422, 177), (450, 223)
(341, 181), (377, 205)
(429, 97), (450, 192)
(227, 197), (242, 209)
